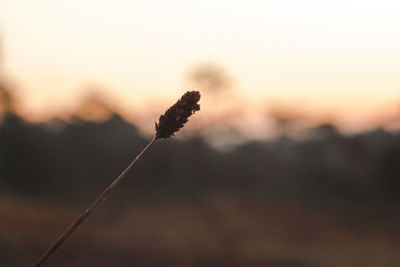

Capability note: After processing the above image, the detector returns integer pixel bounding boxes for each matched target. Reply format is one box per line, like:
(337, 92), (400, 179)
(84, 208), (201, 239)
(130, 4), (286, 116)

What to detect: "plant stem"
(34, 135), (157, 267)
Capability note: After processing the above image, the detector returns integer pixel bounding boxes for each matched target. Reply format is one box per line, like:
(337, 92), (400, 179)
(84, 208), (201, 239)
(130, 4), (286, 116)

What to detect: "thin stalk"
(34, 136), (157, 267)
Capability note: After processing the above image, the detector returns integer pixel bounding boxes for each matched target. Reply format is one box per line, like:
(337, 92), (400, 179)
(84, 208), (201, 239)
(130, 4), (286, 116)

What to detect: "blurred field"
(1, 85), (400, 266)
(1, 195), (400, 266)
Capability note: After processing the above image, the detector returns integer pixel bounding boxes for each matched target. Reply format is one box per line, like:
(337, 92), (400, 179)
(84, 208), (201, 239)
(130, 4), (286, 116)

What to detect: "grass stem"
(34, 135), (157, 267)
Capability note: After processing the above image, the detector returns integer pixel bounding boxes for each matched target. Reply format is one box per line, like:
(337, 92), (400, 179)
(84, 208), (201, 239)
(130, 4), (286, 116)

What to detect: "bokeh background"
(1, 1), (400, 266)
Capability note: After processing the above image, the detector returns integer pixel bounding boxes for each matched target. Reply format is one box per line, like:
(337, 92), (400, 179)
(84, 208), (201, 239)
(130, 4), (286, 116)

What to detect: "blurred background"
(1, 1), (400, 266)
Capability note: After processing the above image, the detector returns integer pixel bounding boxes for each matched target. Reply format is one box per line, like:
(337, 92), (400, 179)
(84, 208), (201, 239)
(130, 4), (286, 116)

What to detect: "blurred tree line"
(1, 81), (400, 210)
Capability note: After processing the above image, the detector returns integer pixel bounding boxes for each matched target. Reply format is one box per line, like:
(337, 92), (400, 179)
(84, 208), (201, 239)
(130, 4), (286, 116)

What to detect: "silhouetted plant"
(34, 91), (201, 267)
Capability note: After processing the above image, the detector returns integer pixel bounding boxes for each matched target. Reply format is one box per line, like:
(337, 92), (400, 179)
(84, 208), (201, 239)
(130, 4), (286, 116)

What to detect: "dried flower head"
(155, 91), (200, 139)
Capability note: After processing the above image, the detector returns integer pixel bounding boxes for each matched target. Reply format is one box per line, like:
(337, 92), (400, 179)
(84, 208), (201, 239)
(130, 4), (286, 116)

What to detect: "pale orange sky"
(1, 0), (400, 131)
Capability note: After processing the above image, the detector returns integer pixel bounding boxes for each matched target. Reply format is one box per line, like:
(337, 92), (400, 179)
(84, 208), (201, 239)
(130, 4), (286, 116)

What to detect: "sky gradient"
(1, 0), (400, 131)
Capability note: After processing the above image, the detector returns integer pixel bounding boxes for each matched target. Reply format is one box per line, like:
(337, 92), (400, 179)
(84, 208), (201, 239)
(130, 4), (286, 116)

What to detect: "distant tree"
(0, 82), (17, 115)
(0, 37), (18, 116)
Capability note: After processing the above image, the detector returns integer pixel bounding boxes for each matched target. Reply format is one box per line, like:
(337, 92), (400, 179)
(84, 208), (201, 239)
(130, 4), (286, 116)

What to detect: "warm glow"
(1, 0), (400, 130)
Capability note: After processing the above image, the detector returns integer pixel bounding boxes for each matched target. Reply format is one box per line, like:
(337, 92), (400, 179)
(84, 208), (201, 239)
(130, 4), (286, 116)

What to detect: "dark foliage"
(0, 112), (400, 209)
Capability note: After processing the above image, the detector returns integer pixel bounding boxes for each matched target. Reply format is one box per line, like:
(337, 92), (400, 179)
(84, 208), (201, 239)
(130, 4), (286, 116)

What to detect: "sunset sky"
(1, 0), (400, 132)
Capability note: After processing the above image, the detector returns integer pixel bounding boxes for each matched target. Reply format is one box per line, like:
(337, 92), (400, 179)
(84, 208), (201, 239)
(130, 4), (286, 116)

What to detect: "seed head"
(155, 91), (201, 139)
